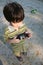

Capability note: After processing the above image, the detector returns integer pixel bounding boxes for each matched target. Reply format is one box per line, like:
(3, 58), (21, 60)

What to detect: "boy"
(3, 2), (32, 61)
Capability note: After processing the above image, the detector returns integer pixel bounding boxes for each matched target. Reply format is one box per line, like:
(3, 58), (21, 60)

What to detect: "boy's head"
(3, 2), (25, 23)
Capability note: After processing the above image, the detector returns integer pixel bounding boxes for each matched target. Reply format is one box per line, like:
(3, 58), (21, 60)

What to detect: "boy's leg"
(21, 43), (27, 55)
(12, 45), (21, 56)
(12, 44), (23, 61)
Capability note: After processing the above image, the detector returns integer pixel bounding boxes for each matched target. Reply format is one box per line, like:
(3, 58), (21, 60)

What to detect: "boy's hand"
(25, 28), (32, 39)
(27, 33), (32, 39)
(24, 32), (32, 39)
(26, 32), (32, 37)
(7, 38), (20, 44)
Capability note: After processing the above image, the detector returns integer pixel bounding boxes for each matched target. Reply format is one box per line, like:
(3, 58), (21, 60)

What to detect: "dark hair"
(3, 2), (25, 23)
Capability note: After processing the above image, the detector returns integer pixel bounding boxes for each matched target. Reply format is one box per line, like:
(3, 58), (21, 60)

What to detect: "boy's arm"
(4, 28), (20, 44)
(7, 38), (20, 44)
(4, 32), (20, 44)
(25, 28), (32, 39)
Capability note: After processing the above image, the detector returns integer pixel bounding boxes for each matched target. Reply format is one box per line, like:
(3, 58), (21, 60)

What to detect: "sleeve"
(24, 26), (32, 39)
(25, 27), (32, 33)
(4, 26), (17, 41)
(4, 28), (10, 41)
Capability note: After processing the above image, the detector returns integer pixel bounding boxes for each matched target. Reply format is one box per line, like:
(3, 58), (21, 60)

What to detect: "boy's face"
(11, 21), (22, 27)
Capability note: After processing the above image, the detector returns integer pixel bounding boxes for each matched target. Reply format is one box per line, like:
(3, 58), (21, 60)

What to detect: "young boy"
(3, 2), (32, 61)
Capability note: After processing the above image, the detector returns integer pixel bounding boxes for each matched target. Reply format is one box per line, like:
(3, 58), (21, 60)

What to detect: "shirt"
(4, 23), (27, 42)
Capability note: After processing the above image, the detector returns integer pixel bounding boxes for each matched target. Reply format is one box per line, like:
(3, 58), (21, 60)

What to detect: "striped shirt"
(4, 23), (27, 42)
